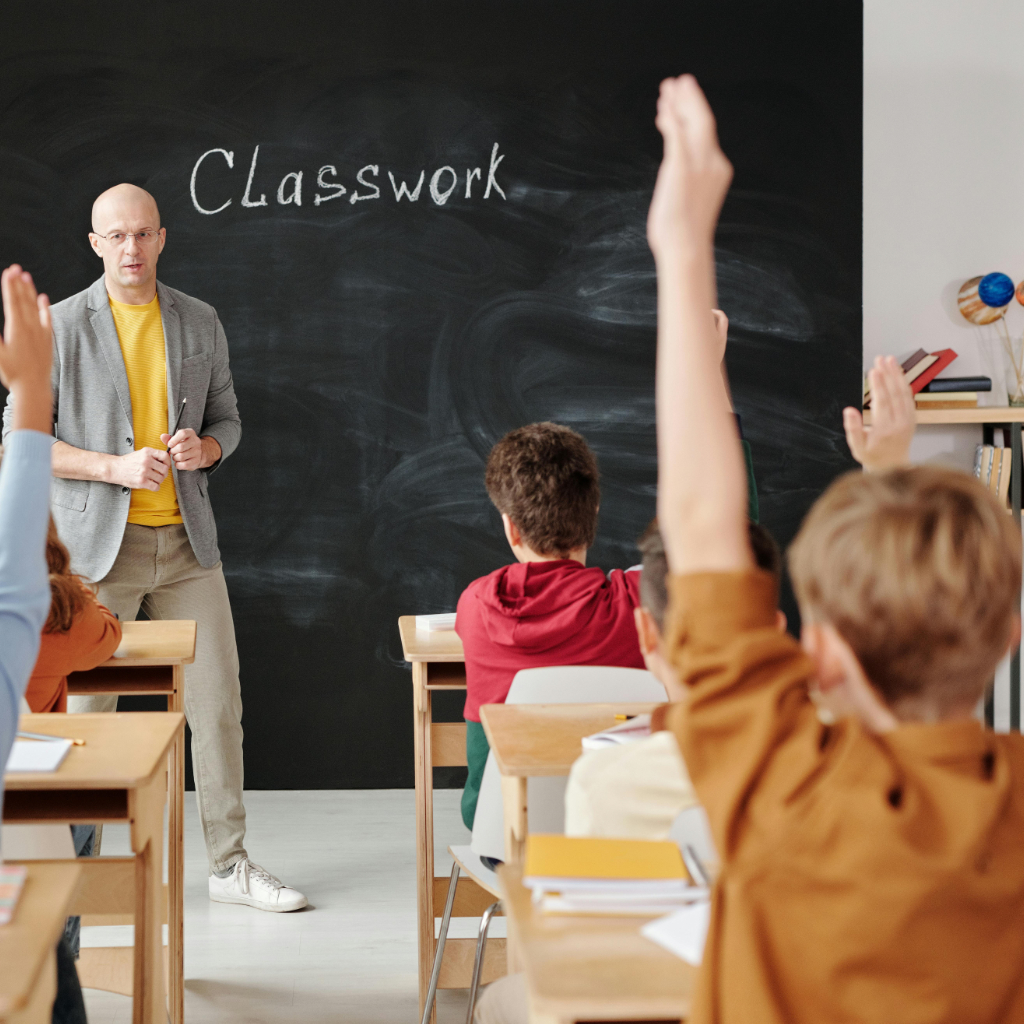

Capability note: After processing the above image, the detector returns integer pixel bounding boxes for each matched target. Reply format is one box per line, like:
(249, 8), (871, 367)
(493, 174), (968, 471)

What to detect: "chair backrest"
(470, 666), (668, 860)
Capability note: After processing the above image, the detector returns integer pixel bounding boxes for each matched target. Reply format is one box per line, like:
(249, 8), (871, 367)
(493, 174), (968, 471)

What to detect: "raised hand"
(647, 75), (733, 260)
(844, 356), (916, 472)
(0, 265), (53, 434)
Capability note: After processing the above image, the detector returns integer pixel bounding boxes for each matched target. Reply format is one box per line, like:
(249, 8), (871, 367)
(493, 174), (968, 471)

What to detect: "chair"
(421, 665), (667, 1024)
(471, 666), (668, 862)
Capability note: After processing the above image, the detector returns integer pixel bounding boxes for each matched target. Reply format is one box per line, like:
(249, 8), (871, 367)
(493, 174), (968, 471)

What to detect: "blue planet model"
(978, 272), (1015, 307)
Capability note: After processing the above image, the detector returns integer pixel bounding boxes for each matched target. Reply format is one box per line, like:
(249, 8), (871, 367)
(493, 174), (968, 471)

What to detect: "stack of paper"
(415, 612), (457, 632)
(5, 737), (73, 773)
(581, 713), (651, 750)
(523, 834), (706, 915)
(641, 899), (712, 965)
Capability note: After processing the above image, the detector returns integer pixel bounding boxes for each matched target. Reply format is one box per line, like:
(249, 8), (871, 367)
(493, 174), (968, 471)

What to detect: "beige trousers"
(68, 523), (246, 872)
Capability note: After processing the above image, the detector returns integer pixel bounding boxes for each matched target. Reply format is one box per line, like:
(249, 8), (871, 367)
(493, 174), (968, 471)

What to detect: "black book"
(921, 376), (992, 393)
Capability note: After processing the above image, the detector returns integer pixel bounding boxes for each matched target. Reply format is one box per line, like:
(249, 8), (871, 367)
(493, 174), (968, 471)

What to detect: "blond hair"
(789, 466), (1021, 714)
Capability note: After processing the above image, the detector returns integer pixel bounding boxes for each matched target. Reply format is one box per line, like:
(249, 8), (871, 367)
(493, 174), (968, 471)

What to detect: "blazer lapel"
(85, 276), (133, 431)
(158, 281), (182, 430)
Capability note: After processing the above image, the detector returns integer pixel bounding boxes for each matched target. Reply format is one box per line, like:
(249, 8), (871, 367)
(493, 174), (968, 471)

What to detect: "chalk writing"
(190, 144), (508, 214)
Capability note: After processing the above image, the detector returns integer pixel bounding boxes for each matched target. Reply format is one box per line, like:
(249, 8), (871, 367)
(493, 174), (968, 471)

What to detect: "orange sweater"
(26, 589), (122, 713)
(654, 570), (1024, 1024)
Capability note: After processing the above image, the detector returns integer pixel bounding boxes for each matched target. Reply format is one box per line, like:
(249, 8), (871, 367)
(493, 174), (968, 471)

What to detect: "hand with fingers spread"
(844, 356), (916, 472)
(647, 74), (734, 260)
(0, 265), (53, 435)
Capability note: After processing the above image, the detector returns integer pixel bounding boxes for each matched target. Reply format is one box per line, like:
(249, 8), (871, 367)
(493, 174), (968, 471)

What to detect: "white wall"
(864, 0), (1024, 728)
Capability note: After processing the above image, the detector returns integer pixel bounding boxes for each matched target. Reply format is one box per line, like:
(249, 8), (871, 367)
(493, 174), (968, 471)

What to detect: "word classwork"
(190, 143), (507, 214)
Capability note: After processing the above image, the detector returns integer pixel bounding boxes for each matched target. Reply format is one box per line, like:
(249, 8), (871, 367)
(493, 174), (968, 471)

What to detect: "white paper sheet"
(5, 738), (73, 773)
(640, 899), (711, 965)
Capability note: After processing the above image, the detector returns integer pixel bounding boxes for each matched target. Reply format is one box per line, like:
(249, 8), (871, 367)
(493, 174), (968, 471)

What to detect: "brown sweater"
(26, 588), (122, 713)
(653, 570), (1024, 1024)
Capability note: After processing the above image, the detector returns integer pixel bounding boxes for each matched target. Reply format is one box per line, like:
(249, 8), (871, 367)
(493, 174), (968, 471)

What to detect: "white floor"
(81, 789), (486, 1024)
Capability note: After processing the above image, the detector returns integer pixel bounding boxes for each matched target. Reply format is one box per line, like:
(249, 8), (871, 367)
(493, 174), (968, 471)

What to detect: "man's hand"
(647, 76), (733, 261)
(111, 448), (170, 491)
(159, 428), (221, 472)
(0, 265), (53, 435)
(844, 356), (915, 472)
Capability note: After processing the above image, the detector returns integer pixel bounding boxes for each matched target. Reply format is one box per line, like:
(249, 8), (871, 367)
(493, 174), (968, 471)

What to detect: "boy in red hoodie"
(456, 422), (645, 828)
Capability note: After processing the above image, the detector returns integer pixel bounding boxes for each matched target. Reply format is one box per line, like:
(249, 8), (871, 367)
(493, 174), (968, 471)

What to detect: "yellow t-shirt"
(109, 295), (182, 526)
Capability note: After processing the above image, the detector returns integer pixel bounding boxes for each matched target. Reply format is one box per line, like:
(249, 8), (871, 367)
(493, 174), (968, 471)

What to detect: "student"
(563, 518), (782, 839)
(455, 422), (646, 828)
(0, 265), (88, 1024)
(25, 519), (121, 713)
(650, 74), (1024, 1022)
(563, 367), (915, 841)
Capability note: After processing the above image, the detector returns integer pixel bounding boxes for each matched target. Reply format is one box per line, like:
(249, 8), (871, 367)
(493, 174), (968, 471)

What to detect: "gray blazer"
(1, 276), (242, 582)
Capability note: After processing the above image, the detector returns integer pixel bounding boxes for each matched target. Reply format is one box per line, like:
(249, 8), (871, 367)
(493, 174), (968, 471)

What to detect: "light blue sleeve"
(0, 429), (52, 800)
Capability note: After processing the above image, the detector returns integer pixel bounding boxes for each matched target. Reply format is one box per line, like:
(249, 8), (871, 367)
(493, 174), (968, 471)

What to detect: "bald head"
(89, 184), (166, 303)
(91, 183), (160, 234)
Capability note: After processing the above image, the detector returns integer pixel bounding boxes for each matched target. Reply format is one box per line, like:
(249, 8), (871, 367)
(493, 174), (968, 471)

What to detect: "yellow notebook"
(524, 834), (688, 883)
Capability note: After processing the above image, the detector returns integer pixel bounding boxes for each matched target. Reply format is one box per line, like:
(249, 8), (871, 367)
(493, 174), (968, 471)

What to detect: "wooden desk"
(0, 862), (82, 1023)
(4, 713), (185, 1024)
(68, 619), (194, 1024)
(480, 703), (660, 863)
(497, 862), (693, 1023)
(398, 617), (504, 1022)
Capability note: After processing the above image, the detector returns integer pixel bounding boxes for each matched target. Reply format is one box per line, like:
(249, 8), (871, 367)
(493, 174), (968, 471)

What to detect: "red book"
(910, 349), (957, 394)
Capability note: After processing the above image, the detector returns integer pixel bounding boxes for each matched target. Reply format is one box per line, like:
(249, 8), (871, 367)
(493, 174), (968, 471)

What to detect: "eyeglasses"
(93, 229), (161, 246)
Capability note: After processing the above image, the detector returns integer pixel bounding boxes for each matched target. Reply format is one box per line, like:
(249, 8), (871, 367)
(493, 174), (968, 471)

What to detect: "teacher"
(1, 184), (306, 913)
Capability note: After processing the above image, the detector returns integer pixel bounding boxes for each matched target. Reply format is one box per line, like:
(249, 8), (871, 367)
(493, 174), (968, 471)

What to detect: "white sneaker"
(208, 858), (308, 913)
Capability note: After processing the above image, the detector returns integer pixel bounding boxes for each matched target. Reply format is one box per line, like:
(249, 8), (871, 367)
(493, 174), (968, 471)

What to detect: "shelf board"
(862, 407), (1024, 426)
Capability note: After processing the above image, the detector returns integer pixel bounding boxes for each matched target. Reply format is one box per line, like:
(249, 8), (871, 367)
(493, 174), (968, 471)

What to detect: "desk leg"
(413, 663), (435, 1024)
(501, 776), (528, 864)
(167, 666), (185, 1024)
(130, 771), (166, 1024)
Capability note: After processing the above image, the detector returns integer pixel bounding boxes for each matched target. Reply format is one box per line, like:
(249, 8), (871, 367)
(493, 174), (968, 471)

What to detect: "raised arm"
(649, 76), (751, 575)
(0, 266), (56, 779)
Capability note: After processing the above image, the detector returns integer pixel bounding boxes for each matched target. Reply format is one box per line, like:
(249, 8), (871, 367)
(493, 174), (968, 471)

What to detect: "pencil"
(18, 730), (86, 746)
(170, 397), (186, 437)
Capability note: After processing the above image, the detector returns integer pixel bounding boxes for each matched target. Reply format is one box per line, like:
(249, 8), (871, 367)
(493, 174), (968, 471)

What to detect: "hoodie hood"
(474, 560), (624, 652)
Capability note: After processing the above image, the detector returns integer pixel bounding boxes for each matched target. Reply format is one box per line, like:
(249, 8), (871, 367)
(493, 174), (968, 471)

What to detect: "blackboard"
(0, 2), (862, 788)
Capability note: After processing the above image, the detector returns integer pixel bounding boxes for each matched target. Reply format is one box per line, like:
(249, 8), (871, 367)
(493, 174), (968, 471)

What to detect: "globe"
(978, 272), (1015, 308)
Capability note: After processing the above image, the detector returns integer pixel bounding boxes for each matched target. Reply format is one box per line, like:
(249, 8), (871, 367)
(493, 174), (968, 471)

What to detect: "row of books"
(974, 444), (1014, 509)
(863, 348), (992, 410)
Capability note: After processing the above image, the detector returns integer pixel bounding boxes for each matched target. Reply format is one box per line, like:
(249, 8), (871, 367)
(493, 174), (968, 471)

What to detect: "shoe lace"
(238, 859), (284, 895)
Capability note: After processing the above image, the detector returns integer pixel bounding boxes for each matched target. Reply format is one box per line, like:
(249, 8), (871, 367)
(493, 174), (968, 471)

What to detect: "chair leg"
(465, 900), (501, 1024)
(421, 861), (460, 1024)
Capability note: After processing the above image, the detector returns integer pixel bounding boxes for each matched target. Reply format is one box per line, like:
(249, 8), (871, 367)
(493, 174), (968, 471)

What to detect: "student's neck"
(512, 545), (587, 566)
(106, 276), (157, 305)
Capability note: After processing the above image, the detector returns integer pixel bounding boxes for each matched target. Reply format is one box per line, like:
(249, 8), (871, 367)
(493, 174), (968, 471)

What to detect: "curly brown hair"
(485, 423), (600, 557)
(45, 518), (90, 633)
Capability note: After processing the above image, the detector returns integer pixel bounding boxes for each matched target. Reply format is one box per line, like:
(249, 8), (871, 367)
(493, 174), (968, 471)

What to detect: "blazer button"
(126, 437), (132, 445)
(122, 486), (130, 495)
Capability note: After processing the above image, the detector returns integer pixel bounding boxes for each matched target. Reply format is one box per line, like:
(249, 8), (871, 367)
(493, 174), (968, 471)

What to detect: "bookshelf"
(861, 407), (1024, 426)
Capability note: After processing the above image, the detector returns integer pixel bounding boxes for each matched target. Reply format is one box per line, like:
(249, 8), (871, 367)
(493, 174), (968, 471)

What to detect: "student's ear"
(501, 513), (522, 551)
(633, 606), (661, 656)
(775, 610), (787, 633)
